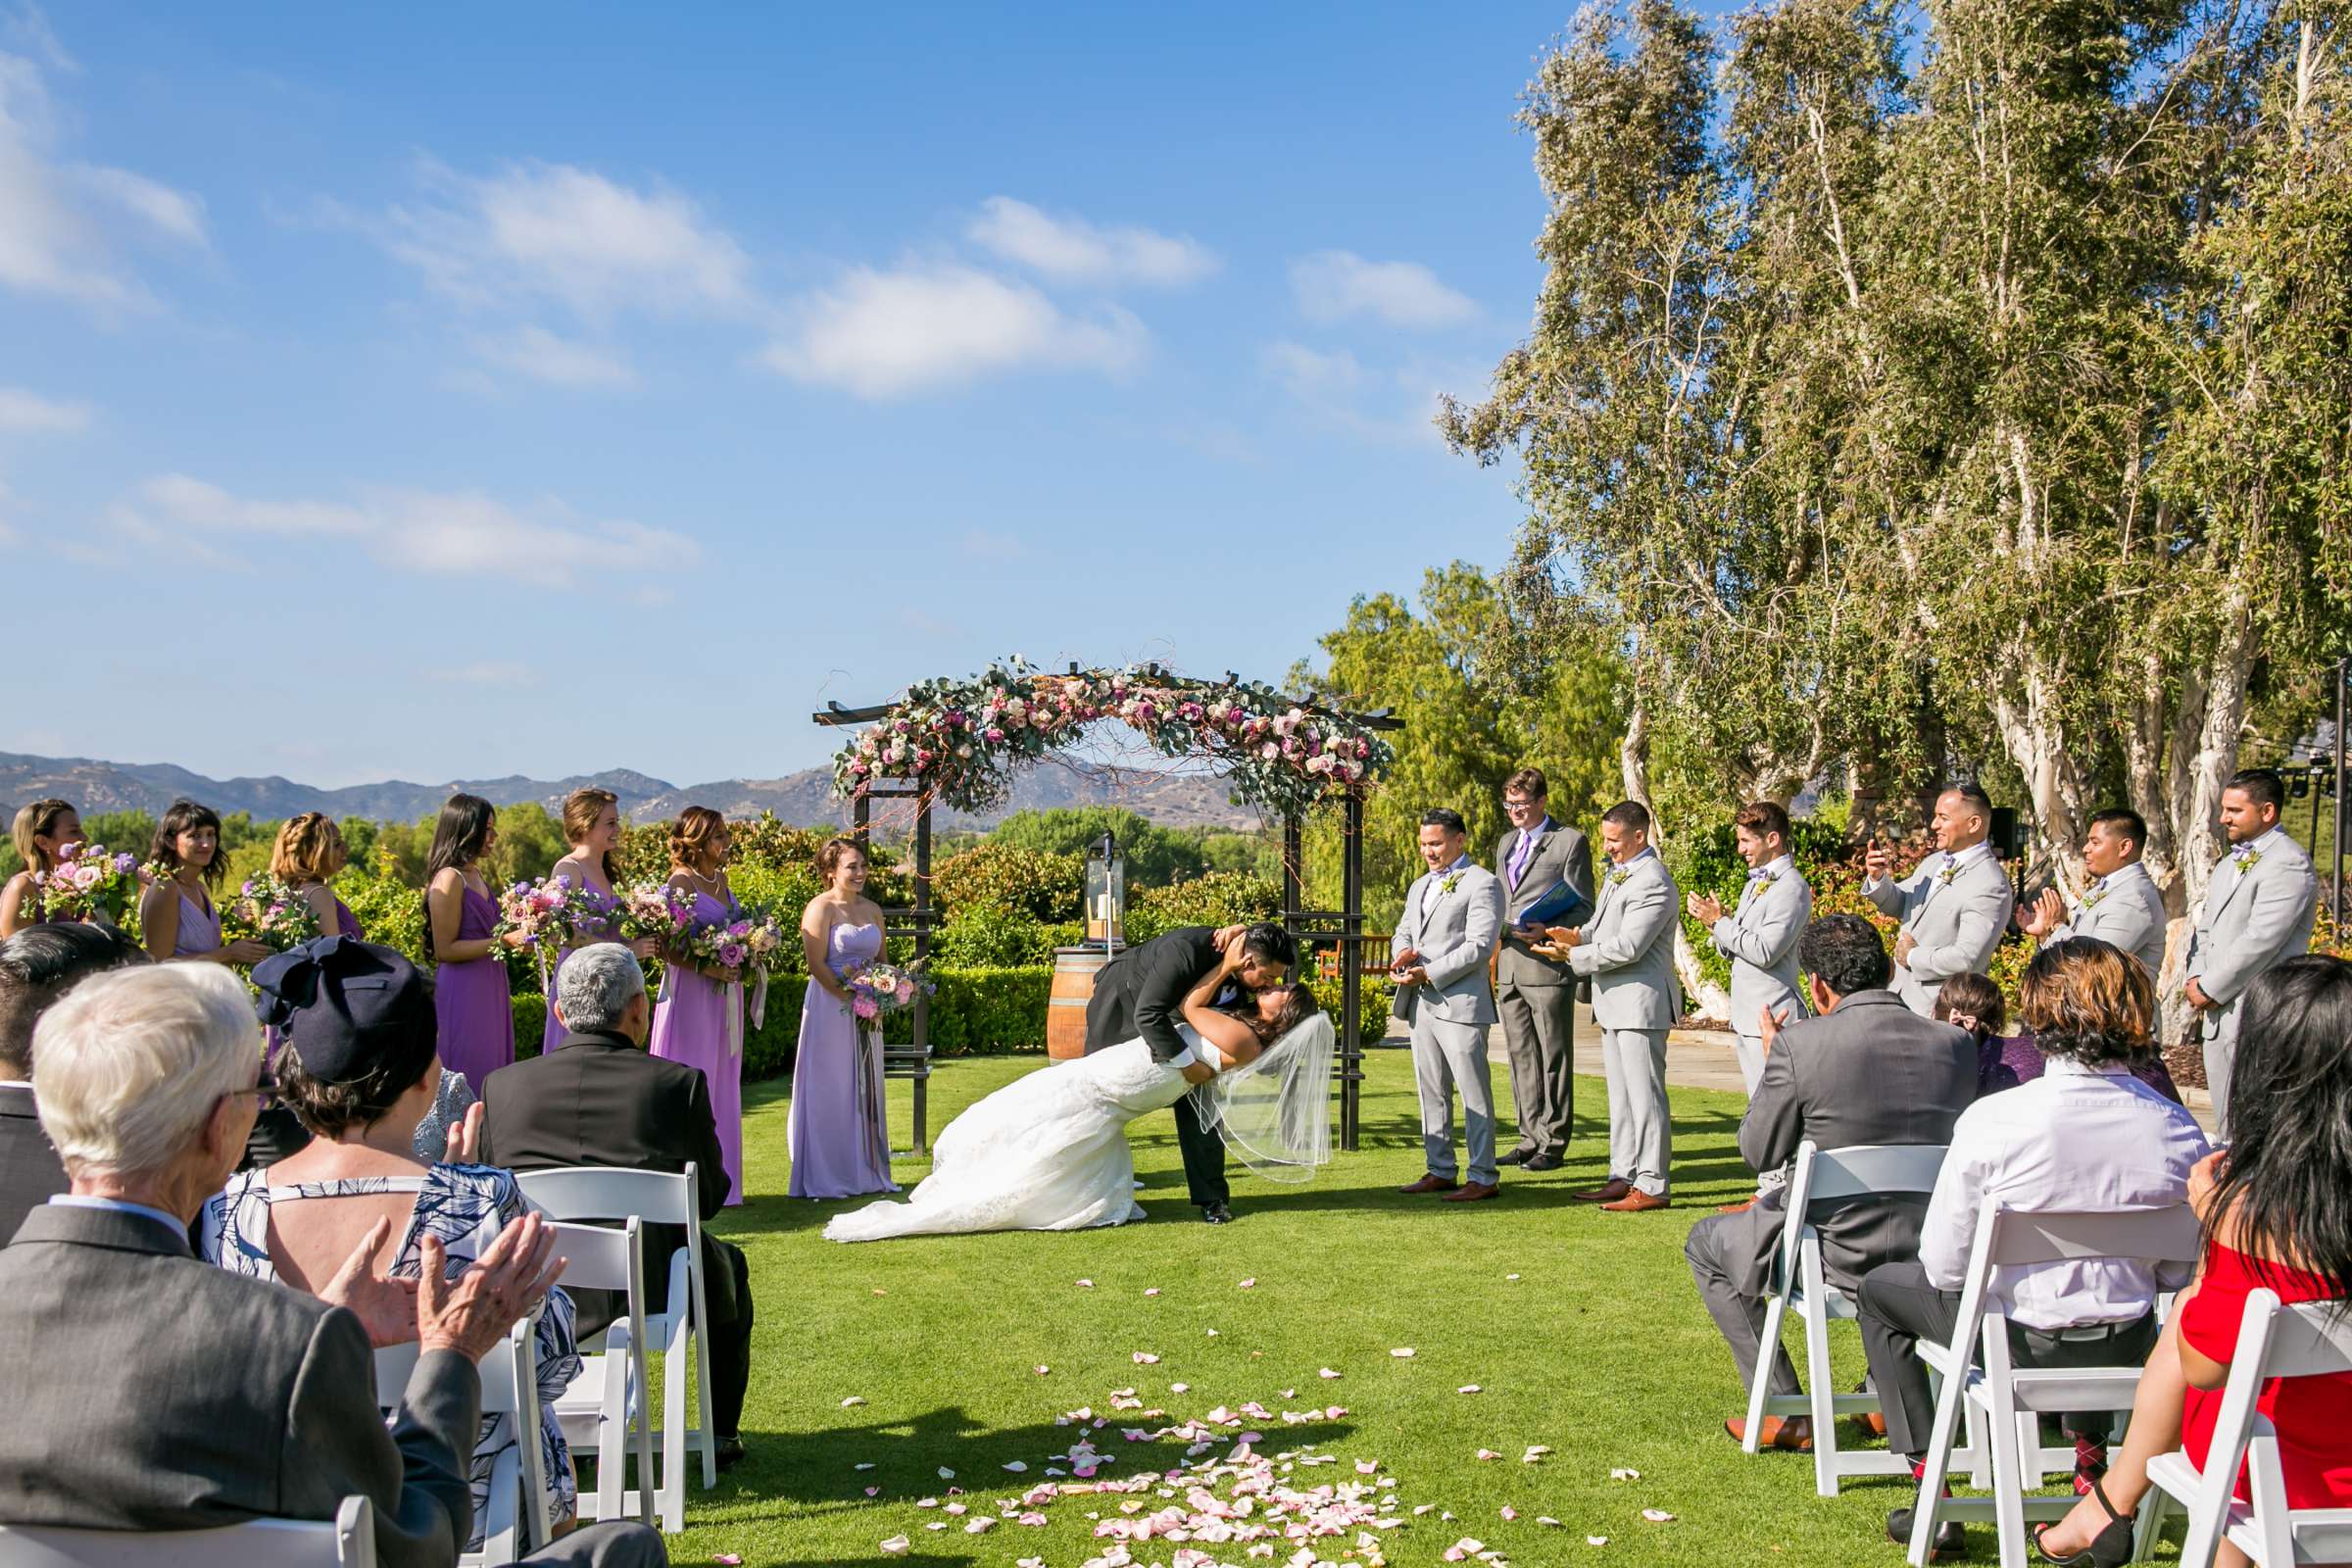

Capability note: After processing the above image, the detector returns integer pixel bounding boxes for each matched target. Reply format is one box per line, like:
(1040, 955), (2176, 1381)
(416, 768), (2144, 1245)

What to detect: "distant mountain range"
(0, 752), (1263, 834)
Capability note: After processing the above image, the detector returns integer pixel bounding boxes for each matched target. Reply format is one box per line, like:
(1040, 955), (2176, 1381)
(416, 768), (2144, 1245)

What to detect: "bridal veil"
(1189, 1011), (1335, 1182)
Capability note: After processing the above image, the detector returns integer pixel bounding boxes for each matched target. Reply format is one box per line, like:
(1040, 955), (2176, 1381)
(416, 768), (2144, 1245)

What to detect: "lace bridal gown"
(822, 1035), (1200, 1242)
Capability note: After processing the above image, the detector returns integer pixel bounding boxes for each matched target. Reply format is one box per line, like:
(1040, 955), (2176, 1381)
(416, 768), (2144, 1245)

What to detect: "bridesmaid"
(270, 812), (364, 942)
(790, 836), (898, 1199)
(1, 798), (78, 936)
(424, 794), (525, 1094)
(139, 800), (269, 967)
(650, 807), (747, 1204)
(546, 787), (656, 1048)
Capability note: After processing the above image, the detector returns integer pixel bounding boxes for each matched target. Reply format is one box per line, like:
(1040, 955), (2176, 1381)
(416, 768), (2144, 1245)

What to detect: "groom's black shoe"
(1200, 1201), (1233, 1225)
(1496, 1149), (1533, 1167)
(1523, 1153), (1564, 1172)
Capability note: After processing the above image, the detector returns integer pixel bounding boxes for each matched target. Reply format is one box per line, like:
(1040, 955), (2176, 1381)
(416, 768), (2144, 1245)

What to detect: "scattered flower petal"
(1537, 1516), (1562, 1527)
(841, 1396), (866, 1407)
(878, 1537), (909, 1556)
(1390, 1348), (1415, 1358)
(1319, 1368), (1343, 1379)
(938, 1467), (956, 1479)
(1205, 1329), (1219, 1337)
(1609, 1467), (1641, 1481)
(1003, 1461), (1028, 1472)
(1076, 1278), (1094, 1288)
(943, 1502), (966, 1516)
(964, 1517), (995, 1534)
(1642, 1508), (1676, 1523)
(855, 1462), (875, 1470)
(713, 1557), (742, 1566)
(1145, 1287), (1160, 1297)
(1588, 1536), (1609, 1546)
(1458, 1384), (1483, 1394)
(1505, 1273), (1520, 1281)
(915, 1497), (937, 1508)
(1500, 1506), (1519, 1521)
(1475, 1448), (1501, 1460)
(1035, 1365), (1051, 1375)
(862, 1486), (879, 1496)
(1238, 1278), (1257, 1289)
(1169, 1382), (1190, 1393)
(1133, 1352), (1160, 1364)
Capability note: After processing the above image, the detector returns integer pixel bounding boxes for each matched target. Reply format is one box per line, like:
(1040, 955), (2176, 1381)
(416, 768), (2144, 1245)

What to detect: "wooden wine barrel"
(1048, 944), (1124, 1060)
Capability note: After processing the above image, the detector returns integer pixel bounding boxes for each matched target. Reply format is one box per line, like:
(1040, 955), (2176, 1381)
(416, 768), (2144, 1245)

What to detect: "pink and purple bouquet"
(29, 841), (144, 924)
(841, 959), (933, 1022)
(222, 873), (324, 955)
(495, 874), (607, 952)
(679, 904), (792, 978)
(615, 881), (699, 948)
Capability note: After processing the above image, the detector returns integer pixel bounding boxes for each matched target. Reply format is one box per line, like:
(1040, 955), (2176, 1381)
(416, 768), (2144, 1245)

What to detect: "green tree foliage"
(988, 807), (1214, 889)
(930, 843), (1084, 921)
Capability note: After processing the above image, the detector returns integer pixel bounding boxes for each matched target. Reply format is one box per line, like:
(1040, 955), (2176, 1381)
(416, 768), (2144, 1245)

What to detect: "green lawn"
(656, 1050), (2150, 1567)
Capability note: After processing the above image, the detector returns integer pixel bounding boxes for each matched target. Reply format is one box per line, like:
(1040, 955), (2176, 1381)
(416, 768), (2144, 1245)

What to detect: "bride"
(824, 952), (1332, 1242)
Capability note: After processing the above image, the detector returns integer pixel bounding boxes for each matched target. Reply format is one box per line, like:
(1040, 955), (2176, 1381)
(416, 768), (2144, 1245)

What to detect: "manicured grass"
(660, 1050), (2161, 1566)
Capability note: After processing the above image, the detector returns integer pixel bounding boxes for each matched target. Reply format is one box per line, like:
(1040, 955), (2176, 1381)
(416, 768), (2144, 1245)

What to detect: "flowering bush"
(833, 662), (1394, 816)
(29, 841), (145, 924)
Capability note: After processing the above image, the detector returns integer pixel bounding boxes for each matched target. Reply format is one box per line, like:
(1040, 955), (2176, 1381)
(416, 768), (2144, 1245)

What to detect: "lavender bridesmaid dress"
(172, 890), (223, 957)
(435, 881), (515, 1094)
(788, 921), (898, 1199)
(650, 889), (747, 1205)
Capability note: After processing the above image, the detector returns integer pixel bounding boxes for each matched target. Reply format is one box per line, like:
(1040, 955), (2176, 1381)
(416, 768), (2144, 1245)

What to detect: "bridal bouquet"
(30, 841), (144, 924)
(841, 959), (932, 1022)
(614, 881), (699, 947)
(495, 874), (607, 952)
(221, 874), (322, 954)
(680, 906), (792, 977)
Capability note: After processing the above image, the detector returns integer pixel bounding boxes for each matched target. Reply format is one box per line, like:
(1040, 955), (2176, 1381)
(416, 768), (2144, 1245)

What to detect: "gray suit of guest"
(1864, 847), (2016, 1017)
(1709, 859), (1812, 1095)
(1393, 857), (1506, 1187)
(2047, 859), (2169, 981)
(2185, 830), (2319, 1133)
(1494, 819), (1593, 1161)
(1682, 990), (1977, 1398)
(0, 1203), (659, 1568)
(1567, 851), (1683, 1197)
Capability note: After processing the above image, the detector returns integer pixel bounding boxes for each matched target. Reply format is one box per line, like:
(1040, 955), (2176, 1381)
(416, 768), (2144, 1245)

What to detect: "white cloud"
(1289, 250), (1475, 329)
(469, 325), (635, 388)
(1261, 340), (1473, 448)
(383, 160), (751, 319)
(0, 47), (207, 311)
(764, 264), (1146, 399)
(115, 474), (700, 590)
(0, 384), (89, 432)
(1261, 341), (1365, 404)
(966, 197), (1216, 287)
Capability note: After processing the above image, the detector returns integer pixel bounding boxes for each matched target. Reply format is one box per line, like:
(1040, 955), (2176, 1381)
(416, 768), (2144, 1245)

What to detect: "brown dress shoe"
(1717, 1195), (1761, 1213)
(1569, 1178), (1632, 1203)
(1443, 1181), (1500, 1202)
(1398, 1173), (1462, 1195)
(1599, 1189), (1671, 1212)
(1724, 1415), (1813, 1452)
(1851, 1409), (1888, 1439)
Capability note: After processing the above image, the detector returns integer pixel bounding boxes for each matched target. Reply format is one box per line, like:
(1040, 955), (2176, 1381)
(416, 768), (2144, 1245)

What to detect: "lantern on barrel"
(1049, 832), (1128, 1061)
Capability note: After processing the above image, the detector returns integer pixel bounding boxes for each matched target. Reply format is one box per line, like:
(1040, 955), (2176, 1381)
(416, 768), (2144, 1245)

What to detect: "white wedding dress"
(822, 1034), (1200, 1242)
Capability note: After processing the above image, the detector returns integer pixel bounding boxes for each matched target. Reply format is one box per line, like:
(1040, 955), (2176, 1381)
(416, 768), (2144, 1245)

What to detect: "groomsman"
(1494, 767), (1593, 1172)
(2184, 768), (2319, 1133)
(2018, 808), (2170, 980)
(1687, 801), (1812, 1098)
(1392, 808), (1507, 1202)
(1862, 784), (2016, 1017)
(1556, 802), (1683, 1213)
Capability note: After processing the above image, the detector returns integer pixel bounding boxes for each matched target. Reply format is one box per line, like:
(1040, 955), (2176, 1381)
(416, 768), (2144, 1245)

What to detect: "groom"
(1085, 921), (1298, 1224)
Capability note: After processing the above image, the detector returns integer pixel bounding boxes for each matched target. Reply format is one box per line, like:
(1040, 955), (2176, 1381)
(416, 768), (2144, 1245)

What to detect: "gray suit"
(1494, 820), (1593, 1160)
(2046, 859), (2169, 981)
(1709, 858), (1812, 1095)
(1864, 847), (2016, 1016)
(1393, 857), (1506, 1187)
(2184, 829), (2319, 1133)
(0, 1202), (661, 1568)
(1683, 990), (1977, 1398)
(1567, 851), (1683, 1197)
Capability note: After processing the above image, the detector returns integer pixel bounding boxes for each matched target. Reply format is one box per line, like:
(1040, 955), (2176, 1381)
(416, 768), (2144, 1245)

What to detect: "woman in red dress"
(2033, 955), (2352, 1567)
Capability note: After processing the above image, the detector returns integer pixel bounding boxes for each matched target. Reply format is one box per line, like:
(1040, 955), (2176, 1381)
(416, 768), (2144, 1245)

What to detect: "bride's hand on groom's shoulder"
(1180, 1059), (1217, 1086)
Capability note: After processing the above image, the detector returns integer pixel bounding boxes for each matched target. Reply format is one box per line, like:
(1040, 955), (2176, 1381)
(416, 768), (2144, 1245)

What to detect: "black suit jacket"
(0, 1084), (67, 1244)
(1084, 927), (1221, 1062)
(0, 1204), (476, 1568)
(478, 1029), (733, 1318)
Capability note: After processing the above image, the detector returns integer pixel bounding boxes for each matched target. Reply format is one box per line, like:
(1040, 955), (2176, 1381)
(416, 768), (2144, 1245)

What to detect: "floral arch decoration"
(830, 661), (1396, 814)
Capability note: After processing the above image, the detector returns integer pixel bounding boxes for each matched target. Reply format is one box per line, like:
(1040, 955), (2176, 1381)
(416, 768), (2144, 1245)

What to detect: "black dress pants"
(1173, 1091), (1229, 1209)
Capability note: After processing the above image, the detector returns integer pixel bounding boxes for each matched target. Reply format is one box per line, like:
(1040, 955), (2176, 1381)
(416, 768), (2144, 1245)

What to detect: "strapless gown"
(788, 922), (898, 1200)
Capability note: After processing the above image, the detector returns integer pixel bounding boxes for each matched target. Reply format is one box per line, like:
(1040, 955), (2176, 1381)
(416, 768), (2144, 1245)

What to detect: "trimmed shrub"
(932, 906), (1058, 967)
(932, 843), (1083, 921)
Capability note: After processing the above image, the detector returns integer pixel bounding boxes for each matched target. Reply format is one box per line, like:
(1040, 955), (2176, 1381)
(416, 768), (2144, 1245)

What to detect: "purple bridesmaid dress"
(788, 921), (898, 1199)
(172, 890), (223, 958)
(434, 881), (515, 1094)
(650, 889), (746, 1205)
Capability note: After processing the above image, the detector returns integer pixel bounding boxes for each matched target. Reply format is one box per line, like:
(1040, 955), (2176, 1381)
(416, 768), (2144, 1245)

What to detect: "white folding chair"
(374, 1310), (549, 1564)
(0, 1495), (375, 1566)
(1742, 1140), (1975, 1495)
(543, 1218), (659, 1528)
(1905, 1200), (2204, 1568)
(2140, 1288), (2352, 1567)
(514, 1165), (717, 1534)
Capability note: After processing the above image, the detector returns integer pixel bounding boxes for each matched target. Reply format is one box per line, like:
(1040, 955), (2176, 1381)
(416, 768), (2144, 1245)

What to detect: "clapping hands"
(2018, 888), (2065, 940)
(1687, 891), (1725, 924)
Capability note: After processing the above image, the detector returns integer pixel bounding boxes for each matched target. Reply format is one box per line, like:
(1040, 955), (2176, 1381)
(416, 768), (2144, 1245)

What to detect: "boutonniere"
(2232, 849), (2263, 873)
(1438, 871), (1463, 896)
(1936, 863), (1963, 887)
(1606, 866), (1632, 888)
(2079, 886), (2109, 910)
(1754, 871), (1780, 890)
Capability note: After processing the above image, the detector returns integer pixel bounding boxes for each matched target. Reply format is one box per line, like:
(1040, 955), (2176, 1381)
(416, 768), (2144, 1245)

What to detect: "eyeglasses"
(1501, 797), (1541, 810)
(225, 1068), (279, 1111)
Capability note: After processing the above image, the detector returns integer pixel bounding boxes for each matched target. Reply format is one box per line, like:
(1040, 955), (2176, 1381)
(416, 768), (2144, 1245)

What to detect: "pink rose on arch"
(986, 727), (1005, 742)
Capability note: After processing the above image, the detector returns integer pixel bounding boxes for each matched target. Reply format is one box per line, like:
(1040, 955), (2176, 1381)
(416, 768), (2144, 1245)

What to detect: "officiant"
(1493, 769), (1593, 1173)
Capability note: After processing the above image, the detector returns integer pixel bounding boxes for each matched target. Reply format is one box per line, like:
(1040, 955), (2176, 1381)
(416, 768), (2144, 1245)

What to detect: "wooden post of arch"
(1281, 782), (1370, 1151)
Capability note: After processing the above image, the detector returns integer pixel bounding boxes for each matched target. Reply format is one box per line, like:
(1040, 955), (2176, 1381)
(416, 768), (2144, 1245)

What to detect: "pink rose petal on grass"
(1476, 1448), (1501, 1460)
(1238, 1277), (1256, 1289)
(713, 1556), (743, 1566)
(862, 1487), (879, 1496)
(1145, 1287), (1160, 1297)
(1318, 1368), (1343, 1380)
(840, 1396), (866, 1407)
(1457, 1384), (1482, 1394)
(1588, 1536), (1609, 1546)
(1500, 1506), (1519, 1521)
(1077, 1279), (1095, 1289)
(878, 1537), (909, 1556)
(1390, 1348), (1414, 1358)
(1537, 1516), (1563, 1527)
(1609, 1466), (1641, 1481)
(1642, 1508), (1677, 1522)
(1133, 1351), (1160, 1364)
(1036, 1365), (1051, 1375)
(1169, 1382), (1190, 1394)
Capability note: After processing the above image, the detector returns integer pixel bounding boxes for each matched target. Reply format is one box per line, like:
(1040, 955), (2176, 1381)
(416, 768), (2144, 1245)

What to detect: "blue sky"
(5, 2), (1729, 789)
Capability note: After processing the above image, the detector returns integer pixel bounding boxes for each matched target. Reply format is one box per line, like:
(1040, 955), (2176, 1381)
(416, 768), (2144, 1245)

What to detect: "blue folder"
(1514, 880), (1592, 931)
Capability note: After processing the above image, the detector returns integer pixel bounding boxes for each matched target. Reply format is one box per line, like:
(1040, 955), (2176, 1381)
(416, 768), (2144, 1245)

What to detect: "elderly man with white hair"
(0, 963), (666, 1568)
(479, 942), (752, 1469)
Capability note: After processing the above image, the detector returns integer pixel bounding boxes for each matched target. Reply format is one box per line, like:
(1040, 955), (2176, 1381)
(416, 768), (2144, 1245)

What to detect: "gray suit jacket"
(1493, 821), (1594, 989)
(1865, 849), (2016, 1015)
(1711, 863), (1812, 1041)
(0, 1203), (477, 1568)
(1729, 989), (1979, 1296)
(2185, 832), (2320, 1044)
(1568, 852), (1683, 1030)
(2049, 859), (2169, 980)
(1391, 859), (1504, 1027)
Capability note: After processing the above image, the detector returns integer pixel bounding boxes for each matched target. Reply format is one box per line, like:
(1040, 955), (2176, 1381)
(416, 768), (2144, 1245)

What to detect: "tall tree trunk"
(1990, 646), (2090, 891)
(2176, 585), (2260, 907)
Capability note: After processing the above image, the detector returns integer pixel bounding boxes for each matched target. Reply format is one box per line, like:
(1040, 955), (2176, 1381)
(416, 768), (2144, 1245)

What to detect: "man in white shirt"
(1852, 942), (2208, 1557)
(1863, 785), (2017, 1017)
(2018, 808), (2170, 981)
(2182, 768), (2320, 1134)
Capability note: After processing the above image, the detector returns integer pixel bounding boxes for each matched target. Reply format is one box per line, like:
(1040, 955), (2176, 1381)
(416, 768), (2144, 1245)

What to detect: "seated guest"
(1859, 937), (2209, 1558)
(0, 922), (147, 1238)
(1687, 913), (1978, 1451)
(1940, 971), (2184, 1105)
(0, 963), (662, 1568)
(479, 942), (754, 1470)
(199, 937), (583, 1547)
(2032, 955), (2352, 1568)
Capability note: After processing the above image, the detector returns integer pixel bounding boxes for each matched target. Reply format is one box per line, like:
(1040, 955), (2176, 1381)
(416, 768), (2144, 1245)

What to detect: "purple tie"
(1508, 826), (1541, 889)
